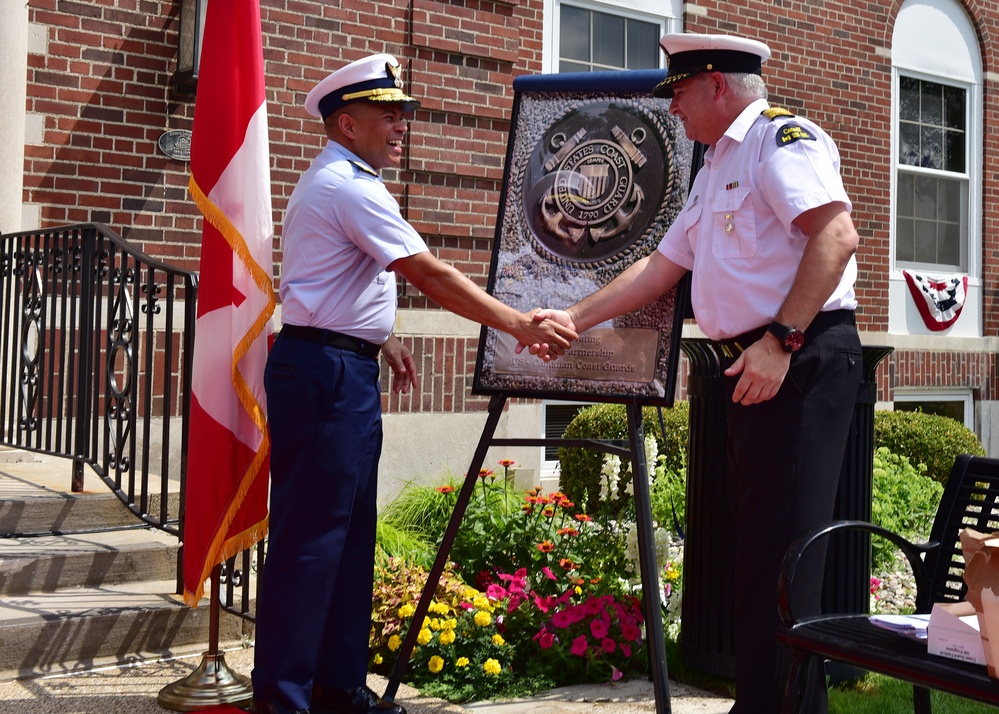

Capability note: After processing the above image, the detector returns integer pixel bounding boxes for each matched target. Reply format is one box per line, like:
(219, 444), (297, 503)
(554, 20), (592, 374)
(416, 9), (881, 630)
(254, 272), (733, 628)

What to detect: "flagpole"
(158, 565), (254, 711)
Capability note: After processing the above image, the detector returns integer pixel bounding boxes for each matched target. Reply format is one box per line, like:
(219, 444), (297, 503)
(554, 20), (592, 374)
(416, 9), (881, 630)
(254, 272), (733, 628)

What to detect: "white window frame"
(893, 388), (974, 429)
(541, 0), (682, 74)
(887, 0), (983, 337)
(540, 399), (595, 482)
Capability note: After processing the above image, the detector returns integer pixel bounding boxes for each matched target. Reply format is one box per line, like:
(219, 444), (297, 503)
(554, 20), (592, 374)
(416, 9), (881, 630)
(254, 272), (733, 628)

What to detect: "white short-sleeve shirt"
(278, 141), (429, 344)
(657, 99), (858, 340)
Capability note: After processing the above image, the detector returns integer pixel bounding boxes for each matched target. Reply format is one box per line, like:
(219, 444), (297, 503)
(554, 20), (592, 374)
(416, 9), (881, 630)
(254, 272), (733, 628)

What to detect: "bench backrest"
(922, 455), (999, 611)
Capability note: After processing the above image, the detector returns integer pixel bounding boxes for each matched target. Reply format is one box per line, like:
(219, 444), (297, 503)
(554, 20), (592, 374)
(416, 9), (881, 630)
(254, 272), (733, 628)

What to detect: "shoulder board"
(762, 107), (794, 120)
(350, 160), (379, 177)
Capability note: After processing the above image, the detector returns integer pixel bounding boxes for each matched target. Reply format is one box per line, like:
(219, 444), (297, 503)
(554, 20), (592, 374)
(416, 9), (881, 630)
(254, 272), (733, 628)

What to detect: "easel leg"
(383, 393), (508, 701)
(628, 401), (672, 714)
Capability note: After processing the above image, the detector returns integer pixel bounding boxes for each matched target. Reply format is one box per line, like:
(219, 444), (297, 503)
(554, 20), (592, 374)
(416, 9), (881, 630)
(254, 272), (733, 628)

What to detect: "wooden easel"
(382, 393), (673, 714)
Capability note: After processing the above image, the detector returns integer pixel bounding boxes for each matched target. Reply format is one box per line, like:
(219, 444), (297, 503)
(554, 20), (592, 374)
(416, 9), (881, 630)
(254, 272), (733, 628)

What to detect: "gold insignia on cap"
(706, 64), (713, 70)
(387, 62), (404, 89)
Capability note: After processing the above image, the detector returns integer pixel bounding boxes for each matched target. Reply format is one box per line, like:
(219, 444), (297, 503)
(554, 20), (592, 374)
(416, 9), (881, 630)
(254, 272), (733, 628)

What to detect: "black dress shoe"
(312, 685), (406, 714)
(250, 697), (311, 714)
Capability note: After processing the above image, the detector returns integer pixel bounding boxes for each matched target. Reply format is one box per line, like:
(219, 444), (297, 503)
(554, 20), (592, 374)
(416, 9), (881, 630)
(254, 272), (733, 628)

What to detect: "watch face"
(785, 329), (804, 352)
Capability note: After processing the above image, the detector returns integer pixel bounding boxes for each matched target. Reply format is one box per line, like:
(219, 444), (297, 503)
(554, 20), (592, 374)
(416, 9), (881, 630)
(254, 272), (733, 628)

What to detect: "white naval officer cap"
(305, 53), (421, 120)
(652, 33), (771, 99)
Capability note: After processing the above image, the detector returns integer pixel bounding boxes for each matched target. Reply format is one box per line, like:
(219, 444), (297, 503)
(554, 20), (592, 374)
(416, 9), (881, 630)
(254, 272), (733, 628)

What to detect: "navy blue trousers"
(252, 333), (382, 711)
(724, 314), (862, 714)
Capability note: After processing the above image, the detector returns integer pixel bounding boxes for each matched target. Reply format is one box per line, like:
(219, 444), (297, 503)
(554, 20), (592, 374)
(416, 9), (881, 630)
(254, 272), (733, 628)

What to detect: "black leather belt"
(713, 309), (856, 359)
(280, 324), (381, 360)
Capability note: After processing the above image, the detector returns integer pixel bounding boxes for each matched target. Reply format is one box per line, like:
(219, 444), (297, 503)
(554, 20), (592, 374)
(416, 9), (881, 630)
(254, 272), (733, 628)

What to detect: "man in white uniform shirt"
(526, 33), (862, 714)
(252, 53), (576, 714)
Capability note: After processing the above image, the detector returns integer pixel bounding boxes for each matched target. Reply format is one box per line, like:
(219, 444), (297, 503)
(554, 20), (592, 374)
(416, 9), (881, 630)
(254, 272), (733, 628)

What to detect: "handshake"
(515, 308), (579, 362)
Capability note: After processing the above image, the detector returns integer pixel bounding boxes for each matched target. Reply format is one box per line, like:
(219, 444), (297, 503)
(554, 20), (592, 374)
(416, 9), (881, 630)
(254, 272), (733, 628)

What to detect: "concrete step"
(0, 447), (250, 682)
(0, 579), (250, 682)
(0, 528), (179, 595)
(0, 451), (180, 536)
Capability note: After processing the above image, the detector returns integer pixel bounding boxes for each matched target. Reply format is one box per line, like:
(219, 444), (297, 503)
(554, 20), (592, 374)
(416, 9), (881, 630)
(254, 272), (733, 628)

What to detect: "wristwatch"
(767, 321), (804, 353)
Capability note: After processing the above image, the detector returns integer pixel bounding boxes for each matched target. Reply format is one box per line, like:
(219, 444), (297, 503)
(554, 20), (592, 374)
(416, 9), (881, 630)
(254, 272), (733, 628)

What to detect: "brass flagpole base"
(157, 651), (253, 711)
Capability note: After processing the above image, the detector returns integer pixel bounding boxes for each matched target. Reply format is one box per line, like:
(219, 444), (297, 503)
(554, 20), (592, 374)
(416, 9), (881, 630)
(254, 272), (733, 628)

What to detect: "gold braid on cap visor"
(341, 87), (412, 102)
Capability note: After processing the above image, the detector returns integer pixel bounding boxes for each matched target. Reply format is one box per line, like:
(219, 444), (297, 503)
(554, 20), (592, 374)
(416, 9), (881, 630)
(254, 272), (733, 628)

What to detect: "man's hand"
(515, 309), (577, 361)
(723, 333), (791, 405)
(382, 335), (419, 394)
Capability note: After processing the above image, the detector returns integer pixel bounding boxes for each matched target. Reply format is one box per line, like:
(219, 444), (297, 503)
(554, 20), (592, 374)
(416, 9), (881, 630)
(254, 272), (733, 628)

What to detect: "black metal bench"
(777, 454), (999, 713)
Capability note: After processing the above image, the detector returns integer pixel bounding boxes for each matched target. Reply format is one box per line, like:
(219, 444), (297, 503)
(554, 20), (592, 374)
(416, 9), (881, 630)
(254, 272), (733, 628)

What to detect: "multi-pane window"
(895, 76), (968, 269)
(558, 4), (660, 72)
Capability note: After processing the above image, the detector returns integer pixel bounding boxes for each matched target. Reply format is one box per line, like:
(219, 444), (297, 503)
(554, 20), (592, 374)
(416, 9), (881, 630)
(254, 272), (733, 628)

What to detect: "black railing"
(0, 223), (197, 545)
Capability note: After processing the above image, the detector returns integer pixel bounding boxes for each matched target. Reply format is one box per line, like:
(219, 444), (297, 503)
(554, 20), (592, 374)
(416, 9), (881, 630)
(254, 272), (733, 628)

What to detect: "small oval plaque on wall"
(157, 129), (193, 162)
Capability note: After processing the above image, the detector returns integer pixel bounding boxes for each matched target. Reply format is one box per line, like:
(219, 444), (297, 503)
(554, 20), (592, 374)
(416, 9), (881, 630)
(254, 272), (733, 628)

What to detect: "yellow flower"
(398, 603), (416, 618)
(439, 629), (456, 646)
(428, 655), (444, 674)
(444, 618), (457, 630)
(387, 635), (402, 652)
(417, 628), (432, 645)
(474, 610), (492, 627)
(429, 618), (442, 631)
(373, 653), (383, 665)
(429, 601), (449, 615)
(456, 657), (469, 667)
(473, 596), (492, 611)
(463, 586), (479, 599)
(492, 634), (505, 646)
(574, 586), (583, 595)
(483, 658), (502, 676)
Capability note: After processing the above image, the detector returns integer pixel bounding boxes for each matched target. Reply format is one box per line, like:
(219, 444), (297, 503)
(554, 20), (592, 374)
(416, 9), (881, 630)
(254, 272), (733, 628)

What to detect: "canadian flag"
(182, 0), (274, 606)
(902, 270), (968, 332)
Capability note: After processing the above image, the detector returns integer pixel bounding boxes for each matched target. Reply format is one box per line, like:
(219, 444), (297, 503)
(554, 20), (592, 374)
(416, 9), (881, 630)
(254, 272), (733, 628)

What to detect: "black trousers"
(723, 312), (862, 714)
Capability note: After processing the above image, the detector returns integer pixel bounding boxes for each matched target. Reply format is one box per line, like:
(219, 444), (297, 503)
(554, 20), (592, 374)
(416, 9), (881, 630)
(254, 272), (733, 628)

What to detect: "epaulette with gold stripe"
(762, 107), (794, 120)
(350, 160), (378, 177)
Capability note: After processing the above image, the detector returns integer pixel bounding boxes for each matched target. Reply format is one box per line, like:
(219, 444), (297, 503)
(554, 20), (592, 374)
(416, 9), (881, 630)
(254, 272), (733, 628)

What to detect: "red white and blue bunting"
(902, 270), (968, 332)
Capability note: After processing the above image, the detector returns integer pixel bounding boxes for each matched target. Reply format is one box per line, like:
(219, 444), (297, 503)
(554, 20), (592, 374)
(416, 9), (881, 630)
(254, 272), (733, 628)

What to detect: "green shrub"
(557, 402), (689, 516)
(874, 410), (984, 485)
(650, 463), (687, 539)
(870, 447), (943, 574)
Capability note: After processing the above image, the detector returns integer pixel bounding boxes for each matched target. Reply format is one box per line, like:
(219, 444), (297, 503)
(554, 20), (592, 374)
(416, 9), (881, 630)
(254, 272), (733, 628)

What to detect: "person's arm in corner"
(389, 252), (578, 350)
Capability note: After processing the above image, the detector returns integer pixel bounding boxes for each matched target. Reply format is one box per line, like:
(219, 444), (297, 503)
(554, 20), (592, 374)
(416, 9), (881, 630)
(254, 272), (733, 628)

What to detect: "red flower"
(435, 485), (455, 493)
(590, 618), (609, 639)
(574, 513), (592, 522)
(559, 558), (577, 570)
(478, 469), (494, 479)
(542, 506), (556, 518)
(498, 459), (516, 467)
(557, 527), (579, 537)
(621, 621), (642, 642)
(536, 540), (555, 553)
(570, 635), (589, 657)
(601, 637), (617, 654)
(537, 631), (555, 649)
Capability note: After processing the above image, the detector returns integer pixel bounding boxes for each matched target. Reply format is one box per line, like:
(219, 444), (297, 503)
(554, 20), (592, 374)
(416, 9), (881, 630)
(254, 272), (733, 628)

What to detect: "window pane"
(544, 404), (589, 461)
(899, 123), (920, 166)
(896, 217), (914, 261)
(920, 79), (942, 125)
(627, 19), (660, 69)
(938, 220), (961, 265)
(897, 172), (914, 216)
(593, 12), (625, 67)
(913, 219), (936, 262)
(899, 76), (920, 121)
(914, 175), (937, 219)
(895, 400), (965, 424)
(560, 5), (590, 63)
(945, 85), (965, 129)
(560, 60), (589, 73)
(945, 129), (965, 172)
(920, 125), (943, 170)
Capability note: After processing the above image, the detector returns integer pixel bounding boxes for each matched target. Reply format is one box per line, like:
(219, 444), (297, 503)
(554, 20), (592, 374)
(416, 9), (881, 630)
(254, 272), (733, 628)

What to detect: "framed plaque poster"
(473, 70), (694, 407)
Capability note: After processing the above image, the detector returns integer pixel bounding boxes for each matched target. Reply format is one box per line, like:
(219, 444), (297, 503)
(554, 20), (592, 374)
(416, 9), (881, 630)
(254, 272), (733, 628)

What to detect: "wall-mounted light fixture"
(174, 0), (207, 96)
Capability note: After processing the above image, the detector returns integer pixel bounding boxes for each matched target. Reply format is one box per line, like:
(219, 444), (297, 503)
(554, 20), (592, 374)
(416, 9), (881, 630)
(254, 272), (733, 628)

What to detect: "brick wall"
(20, 0), (999, 413)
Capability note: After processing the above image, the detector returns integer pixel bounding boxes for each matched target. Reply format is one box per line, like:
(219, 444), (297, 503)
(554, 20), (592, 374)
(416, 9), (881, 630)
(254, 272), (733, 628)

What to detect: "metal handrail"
(0, 223), (197, 555)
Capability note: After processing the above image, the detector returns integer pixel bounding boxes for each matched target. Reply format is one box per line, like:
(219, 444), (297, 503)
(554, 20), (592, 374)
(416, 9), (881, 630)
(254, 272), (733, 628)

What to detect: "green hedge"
(557, 402), (688, 516)
(873, 410), (985, 485)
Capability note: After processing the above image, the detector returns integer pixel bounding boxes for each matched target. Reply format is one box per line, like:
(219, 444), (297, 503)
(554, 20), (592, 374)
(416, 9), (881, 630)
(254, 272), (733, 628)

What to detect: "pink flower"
(542, 566), (556, 581)
(487, 583), (508, 601)
(532, 592), (555, 613)
(552, 610), (573, 628)
(611, 666), (623, 681)
(571, 635), (589, 657)
(621, 643), (632, 658)
(620, 621), (641, 642)
(590, 618), (609, 639)
(601, 637), (617, 654)
(507, 593), (525, 612)
(584, 596), (603, 615)
(539, 631), (555, 650)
